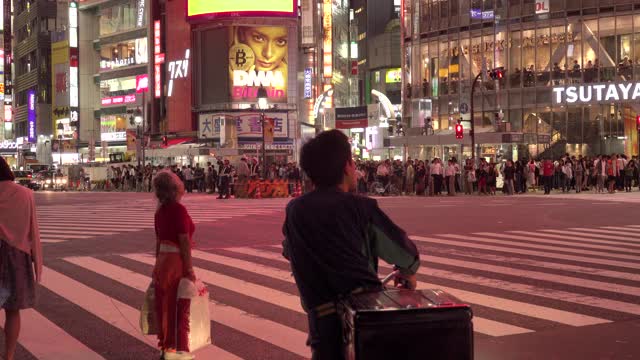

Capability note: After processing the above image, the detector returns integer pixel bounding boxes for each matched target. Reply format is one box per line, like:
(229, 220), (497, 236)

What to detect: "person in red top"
(152, 170), (196, 360)
(542, 158), (555, 195)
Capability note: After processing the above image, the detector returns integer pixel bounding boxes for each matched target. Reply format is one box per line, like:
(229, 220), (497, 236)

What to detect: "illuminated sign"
(70, 66), (79, 107)
(100, 115), (128, 142)
(136, 74), (149, 93)
(198, 112), (289, 139)
(536, 0), (549, 14)
(167, 49), (190, 97)
(136, 0), (145, 27)
(229, 26), (288, 103)
(303, 68), (313, 99)
(187, 0), (296, 18)
(470, 9), (494, 20)
(27, 90), (36, 142)
(154, 21), (163, 98)
(323, 0), (332, 78)
(99, 38), (148, 70)
(0, 140), (17, 150)
(101, 94), (137, 106)
(552, 83), (640, 105)
(385, 68), (401, 83)
(100, 57), (135, 70)
(69, 2), (78, 47)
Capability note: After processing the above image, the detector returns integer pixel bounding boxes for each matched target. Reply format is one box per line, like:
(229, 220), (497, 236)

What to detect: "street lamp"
(257, 86), (269, 179)
(130, 108), (144, 167)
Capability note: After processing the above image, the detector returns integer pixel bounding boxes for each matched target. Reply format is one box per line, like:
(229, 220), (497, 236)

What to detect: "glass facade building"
(401, 0), (640, 161)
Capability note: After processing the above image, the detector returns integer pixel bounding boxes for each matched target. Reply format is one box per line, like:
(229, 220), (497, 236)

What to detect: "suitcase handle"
(380, 270), (410, 289)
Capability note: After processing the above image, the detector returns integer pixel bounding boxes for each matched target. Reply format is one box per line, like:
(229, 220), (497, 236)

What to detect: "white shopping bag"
(139, 282), (158, 335)
(176, 278), (212, 352)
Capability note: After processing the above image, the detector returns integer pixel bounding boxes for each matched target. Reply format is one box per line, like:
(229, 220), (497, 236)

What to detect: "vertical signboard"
(301, 0), (315, 46)
(27, 90), (36, 143)
(69, 1), (79, 142)
(4, 0), (11, 115)
(322, 0), (332, 78)
(154, 20), (163, 98)
(303, 68), (313, 99)
(136, 0), (146, 27)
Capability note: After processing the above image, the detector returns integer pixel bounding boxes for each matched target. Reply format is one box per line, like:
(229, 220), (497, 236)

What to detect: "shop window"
(99, 0), (138, 36)
(582, 19), (599, 82)
(522, 28), (535, 87)
(550, 24), (567, 85)
(508, 29), (522, 88)
(634, 15), (640, 81)
(616, 16), (633, 82)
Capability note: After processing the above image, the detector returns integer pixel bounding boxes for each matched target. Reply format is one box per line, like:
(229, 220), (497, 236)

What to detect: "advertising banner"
(535, 0), (549, 14)
(300, 0), (315, 46)
(228, 25), (289, 104)
(100, 115), (128, 142)
(199, 112), (288, 139)
(335, 106), (368, 129)
(27, 90), (36, 143)
(188, 0), (296, 18)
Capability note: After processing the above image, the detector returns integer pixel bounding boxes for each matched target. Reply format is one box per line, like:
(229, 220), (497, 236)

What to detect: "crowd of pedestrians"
(103, 158), (302, 198)
(355, 153), (640, 196)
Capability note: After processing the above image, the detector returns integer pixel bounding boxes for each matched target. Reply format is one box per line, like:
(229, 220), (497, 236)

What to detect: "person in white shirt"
(431, 159), (443, 195)
(445, 160), (456, 196)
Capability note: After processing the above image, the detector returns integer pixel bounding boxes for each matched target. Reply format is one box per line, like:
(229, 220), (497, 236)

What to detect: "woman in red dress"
(152, 170), (197, 360)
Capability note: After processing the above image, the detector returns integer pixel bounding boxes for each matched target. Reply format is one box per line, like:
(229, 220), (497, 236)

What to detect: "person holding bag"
(0, 156), (43, 360)
(152, 170), (197, 360)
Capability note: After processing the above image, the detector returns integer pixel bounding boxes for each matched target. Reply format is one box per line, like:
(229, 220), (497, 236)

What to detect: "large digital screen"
(188, 0), (296, 18)
(228, 25), (288, 104)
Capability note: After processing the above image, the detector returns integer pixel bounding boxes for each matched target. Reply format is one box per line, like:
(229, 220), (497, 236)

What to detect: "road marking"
(401, 234), (639, 270)
(37, 224), (147, 231)
(540, 229), (640, 243)
(38, 229), (118, 236)
(568, 228), (640, 241)
(192, 250), (293, 282)
(510, 230), (640, 249)
(40, 266), (240, 360)
(0, 310), (106, 360)
(476, 232), (640, 254)
(414, 235), (640, 297)
(439, 233), (640, 262)
(65, 256), (310, 358)
(39, 234), (91, 239)
(123, 253), (304, 313)
(232, 246), (609, 327)
(41, 239), (67, 243)
(222, 247), (536, 335)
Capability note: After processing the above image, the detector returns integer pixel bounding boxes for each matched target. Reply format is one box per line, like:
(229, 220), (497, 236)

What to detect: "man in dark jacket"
(282, 130), (420, 360)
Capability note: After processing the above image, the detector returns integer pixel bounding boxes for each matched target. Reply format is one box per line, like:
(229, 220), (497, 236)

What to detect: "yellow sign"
(385, 68), (401, 83)
(323, 0), (332, 78)
(188, 0), (295, 17)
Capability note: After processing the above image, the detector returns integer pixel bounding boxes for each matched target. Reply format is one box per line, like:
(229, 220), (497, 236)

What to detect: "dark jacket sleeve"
(367, 199), (420, 275)
(282, 203), (291, 260)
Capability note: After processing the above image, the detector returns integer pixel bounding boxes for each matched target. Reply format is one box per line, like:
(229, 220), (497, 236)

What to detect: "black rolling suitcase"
(339, 289), (473, 360)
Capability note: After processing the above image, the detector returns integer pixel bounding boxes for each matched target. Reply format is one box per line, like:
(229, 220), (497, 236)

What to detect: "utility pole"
(470, 72), (482, 163)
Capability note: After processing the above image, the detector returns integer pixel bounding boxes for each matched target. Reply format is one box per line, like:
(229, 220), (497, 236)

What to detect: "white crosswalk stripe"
(4, 224), (640, 359)
(34, 199), (284, 243)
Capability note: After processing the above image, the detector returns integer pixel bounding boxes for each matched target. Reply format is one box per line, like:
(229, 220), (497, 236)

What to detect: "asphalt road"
(1, 190), (639, 360)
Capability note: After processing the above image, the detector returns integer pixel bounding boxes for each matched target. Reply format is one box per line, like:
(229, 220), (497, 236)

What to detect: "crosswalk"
(2, 224), (640, 359)
(35, 198), (286, 243)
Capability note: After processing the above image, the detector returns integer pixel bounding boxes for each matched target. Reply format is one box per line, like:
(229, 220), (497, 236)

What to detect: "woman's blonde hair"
(153, 170), (183, 204)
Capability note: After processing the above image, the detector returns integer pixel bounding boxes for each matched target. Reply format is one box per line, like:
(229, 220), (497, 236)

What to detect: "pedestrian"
(526, 159), (537, 192)
(236, 157), (250, 198)
(151, 170), (197, 360)
(405, 160), (415, 195)
(445, 160), (456, 196)
(607, 155), (617, 194)
(464, 159), (475, 195)
(183, 166), (193, 193)
(218, 160), (232, 199)
(562, 160), (573, 192)
(0, 156), (43, 360)
(487, 163), (497, 195)
(415, 161), (426, 195)
(542, 158), (554, 195)
(431, 158), (443, 195)
(624, 160), (636, 192)
(503, 160), (515, 195)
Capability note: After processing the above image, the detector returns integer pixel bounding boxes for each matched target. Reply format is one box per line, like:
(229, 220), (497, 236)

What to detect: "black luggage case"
(339, 289), (473, 360)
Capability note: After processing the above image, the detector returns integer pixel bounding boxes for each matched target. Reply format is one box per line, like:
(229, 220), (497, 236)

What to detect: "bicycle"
(368, 181), (401, 196)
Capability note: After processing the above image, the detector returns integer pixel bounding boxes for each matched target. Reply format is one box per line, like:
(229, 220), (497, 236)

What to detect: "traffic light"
(455, 123), (464, 139)
(636, 115), (640, 130)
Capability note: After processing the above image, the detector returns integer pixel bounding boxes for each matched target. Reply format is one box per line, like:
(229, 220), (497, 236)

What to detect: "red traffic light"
(496, 70), (503, 79)
(636, 115), (640, 130)
(455, 124), (464, 139)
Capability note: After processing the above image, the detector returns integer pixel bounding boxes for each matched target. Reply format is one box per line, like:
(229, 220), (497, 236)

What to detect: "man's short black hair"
(300, 130), (351, 188)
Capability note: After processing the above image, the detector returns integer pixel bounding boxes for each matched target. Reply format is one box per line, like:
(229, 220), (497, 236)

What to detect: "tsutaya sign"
(553, 83), (640, 105)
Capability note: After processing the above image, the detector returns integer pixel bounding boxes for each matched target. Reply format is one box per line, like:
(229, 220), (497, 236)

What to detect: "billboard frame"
(186, 0), (297, 20)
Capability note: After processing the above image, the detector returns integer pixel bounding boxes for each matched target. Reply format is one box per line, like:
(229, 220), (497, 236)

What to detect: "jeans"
(543, 175), (553, 194)
(307, 312), (344, 360)
(505, 179), (514, 195)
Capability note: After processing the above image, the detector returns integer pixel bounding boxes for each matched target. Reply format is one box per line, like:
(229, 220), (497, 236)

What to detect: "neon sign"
(154, 20), (164, 98)
(167, 49), (190, 97)
(27, 90), (36, 143)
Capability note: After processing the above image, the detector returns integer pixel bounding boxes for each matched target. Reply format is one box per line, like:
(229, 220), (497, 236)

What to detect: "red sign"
(136, 74), (149, 93)
(154, 20), (162, 98)
(101, 94), (137, 106)
(351, 61), (358, 75)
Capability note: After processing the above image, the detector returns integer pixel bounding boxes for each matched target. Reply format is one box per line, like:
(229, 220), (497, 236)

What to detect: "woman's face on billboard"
(242, 27), (287, 72)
